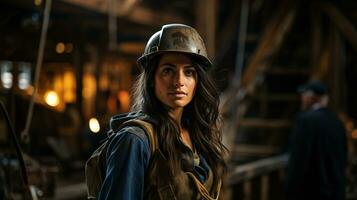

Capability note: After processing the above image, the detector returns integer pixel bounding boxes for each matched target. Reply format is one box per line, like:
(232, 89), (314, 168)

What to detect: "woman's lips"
(169, 91), (187, 97)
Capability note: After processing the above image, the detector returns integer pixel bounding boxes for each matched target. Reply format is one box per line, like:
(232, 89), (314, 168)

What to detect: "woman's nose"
(174, 71), (184, 87)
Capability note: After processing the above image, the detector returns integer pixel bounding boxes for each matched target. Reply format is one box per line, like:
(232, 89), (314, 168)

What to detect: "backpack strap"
(118, 119), (158, 153)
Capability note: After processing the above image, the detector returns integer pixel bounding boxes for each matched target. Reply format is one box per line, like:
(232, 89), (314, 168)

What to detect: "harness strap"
(186, 172), (222, 200)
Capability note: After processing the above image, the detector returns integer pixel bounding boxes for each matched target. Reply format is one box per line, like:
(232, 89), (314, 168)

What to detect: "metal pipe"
(22, 0), (52, 144)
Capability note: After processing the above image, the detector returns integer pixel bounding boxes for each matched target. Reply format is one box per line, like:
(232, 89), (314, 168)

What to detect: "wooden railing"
(225, 154), (289, 200)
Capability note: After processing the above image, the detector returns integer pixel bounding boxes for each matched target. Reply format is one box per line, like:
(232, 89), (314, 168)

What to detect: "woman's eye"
(162, 68), (173, 74)
(185, 69), (196, 76)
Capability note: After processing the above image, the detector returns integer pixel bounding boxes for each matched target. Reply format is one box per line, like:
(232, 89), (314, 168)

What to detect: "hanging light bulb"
(34, 0), (42, 6)
(89, 118), (100, 133)
(56, 42), (65, 54)
(44, 90), (60, 107)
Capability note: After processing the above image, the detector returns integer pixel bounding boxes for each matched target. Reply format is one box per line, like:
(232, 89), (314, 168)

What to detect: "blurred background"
(0, 0), (356, 199)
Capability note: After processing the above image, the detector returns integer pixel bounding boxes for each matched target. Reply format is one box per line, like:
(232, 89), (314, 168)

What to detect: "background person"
(286, 80), (347, 200)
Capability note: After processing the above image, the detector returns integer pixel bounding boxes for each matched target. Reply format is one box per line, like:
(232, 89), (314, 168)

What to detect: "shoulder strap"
(119, 119), (158, 153)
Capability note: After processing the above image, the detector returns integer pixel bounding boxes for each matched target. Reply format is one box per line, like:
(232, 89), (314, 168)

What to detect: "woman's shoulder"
(109, 125), (150, 150)
(109, 111), (157, 130)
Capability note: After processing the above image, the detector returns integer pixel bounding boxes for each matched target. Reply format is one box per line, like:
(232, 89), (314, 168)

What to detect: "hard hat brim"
(137, 50), (212, 70)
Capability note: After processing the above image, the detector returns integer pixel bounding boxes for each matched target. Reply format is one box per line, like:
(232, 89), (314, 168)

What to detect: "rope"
(21, 0), (52, 143)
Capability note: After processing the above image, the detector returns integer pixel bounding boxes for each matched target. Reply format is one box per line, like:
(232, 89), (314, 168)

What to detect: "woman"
(98, 24), (227, 200)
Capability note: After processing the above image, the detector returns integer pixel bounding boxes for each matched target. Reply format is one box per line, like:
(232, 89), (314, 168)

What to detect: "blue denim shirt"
(98, 126), (210, 200)
(98, 126), (150, 199)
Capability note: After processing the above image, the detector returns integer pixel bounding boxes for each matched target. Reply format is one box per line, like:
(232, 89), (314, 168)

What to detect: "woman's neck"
(168, 108), (183, 125)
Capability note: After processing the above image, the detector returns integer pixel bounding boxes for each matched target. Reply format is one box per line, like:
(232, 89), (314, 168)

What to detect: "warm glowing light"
(118, 90), (130, 112)
(89, 118), (100, 133)
(99, 75), (109, 90)
(34, 0), (42, 6)
(26, 86), (34, 94)
(352, 129), (357, 139)
(44, 91), (60, 107)
(346, 121), (354, 132)
(63, 70), (76, 102)
(56, 42), (66, 54)
(82, 73), (96, 98)
(118, 42), (145, 54)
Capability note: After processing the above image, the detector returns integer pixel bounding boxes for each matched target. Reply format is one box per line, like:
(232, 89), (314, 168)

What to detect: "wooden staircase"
(220, 0), (304, 164)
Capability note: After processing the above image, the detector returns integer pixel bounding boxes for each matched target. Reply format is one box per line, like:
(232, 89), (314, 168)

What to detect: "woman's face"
(154, 53), (197, 109)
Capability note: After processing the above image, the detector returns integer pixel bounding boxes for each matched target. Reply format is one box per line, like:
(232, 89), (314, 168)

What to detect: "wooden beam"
(241, 1), (298, 92)
(253, 93), (299, 102)
(215, 0), (241, 64)
(222, 1), (297, 157)
(321, 2), (357, 52)
(266, 67), (310, 75)
(228, 154), (289, 185)
(60, 0), (189, 26)
(195, 0), (217, 61)
(238, 118), (292, 129)
(329, 28), (346, 111)
(55, 182), (87, 199)
(310, 2), (322, 69)
(311, 44), (330, 81)
(232, 144), (280, 156)
(311, 22), (346, 111)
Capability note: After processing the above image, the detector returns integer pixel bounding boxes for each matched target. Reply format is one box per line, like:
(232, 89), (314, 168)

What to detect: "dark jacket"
(286, 108), (347, 200)
(98, 112), (213, 200)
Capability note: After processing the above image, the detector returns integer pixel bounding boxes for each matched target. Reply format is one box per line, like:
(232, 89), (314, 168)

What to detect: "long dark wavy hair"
(131, 54), (227, 180)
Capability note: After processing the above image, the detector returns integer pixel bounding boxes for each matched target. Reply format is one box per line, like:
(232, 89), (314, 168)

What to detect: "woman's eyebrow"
(159, 63), (175, 68)
(158, 63), (194, 69)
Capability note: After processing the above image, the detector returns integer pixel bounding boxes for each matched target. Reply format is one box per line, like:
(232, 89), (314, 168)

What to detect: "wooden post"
(311, 24), (345, 111)
(328, 26), (345, 111)
(215, 0), (241, 64)
(310, 1), (322, 69)
(320, 2), (349, 112)
(243, 181), (252, 200)
(321, 1), (357, 52)
(261, 175), (269, 200)
(195, 0), (217, 62)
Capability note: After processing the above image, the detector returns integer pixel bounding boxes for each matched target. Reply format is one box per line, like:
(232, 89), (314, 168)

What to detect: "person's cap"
(298, 80), (328, 95)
